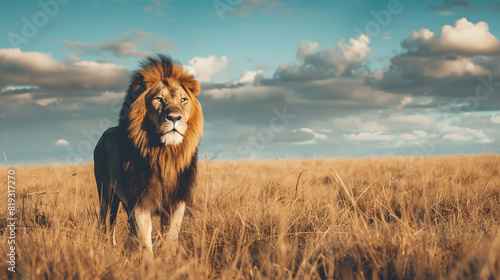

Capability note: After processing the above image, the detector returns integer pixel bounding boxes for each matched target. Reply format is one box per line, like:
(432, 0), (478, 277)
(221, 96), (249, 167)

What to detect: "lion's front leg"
(129, 206), (153, 256)
(164, 201), (186, 256)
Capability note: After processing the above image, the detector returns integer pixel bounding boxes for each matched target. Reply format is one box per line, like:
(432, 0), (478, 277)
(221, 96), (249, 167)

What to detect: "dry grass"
(1, 154), (500, 279)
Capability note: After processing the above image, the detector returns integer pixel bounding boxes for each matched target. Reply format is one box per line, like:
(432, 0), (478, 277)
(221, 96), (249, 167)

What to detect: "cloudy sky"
(1, 0), (500, 165)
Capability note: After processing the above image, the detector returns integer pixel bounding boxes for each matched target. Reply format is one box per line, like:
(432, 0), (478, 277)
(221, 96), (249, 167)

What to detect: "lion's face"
(122, 55), (202, 151)
(145, 81), (193, 145)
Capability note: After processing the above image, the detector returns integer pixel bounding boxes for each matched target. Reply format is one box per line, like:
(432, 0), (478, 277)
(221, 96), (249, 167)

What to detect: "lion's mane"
(117, 54), (203, 212)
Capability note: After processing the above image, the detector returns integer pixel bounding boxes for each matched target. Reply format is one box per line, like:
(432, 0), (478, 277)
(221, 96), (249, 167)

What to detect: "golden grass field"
(1, 154), (500, 279)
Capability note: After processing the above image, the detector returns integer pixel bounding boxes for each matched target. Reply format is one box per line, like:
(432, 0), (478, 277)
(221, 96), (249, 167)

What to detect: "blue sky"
(1, 0), (500, 165)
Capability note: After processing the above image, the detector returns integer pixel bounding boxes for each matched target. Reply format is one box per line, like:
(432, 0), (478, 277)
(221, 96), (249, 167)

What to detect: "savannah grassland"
(1, 154), (500, 279)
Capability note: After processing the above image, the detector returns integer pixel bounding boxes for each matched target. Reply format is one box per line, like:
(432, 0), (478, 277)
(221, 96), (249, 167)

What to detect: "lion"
(93, 54), (203, 256)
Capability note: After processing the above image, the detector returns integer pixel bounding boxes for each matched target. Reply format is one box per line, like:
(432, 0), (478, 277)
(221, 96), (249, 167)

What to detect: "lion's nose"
(166, 112), (182, 123)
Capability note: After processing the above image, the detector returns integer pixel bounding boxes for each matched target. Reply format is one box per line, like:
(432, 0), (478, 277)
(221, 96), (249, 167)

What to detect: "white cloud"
(442, 124), (494, 143)
(491, 113), (500, 124)
(410, 28), (434, 41)
(182, 65), (197, 76)
(343, 129), (433, 147)
(405, 18), (500, 56)
(1, 85), (39, 93)
(237, 70), (263, 84)
(335, 35), (372, 67)
(386, 114), (434, 126)
(392, 130), (433, 147)
(0, 49), (60, 72)
(188, 55), (228, 82)
(480, 138), (495, 144)
(412, 130), (429, 138)
(275, 34), (372, 80)
(296, 78), (394, 105)
(0, 48), (129, 92)
(55, 139), (69, 146)
(391, 55), (489, 78)
(399, 96), (413, 108)
(343, 131), (395, 142)
(332, 115), (387, 132)
(0, 93), (34, 103)
(422, 57), (489, 77)
(35, 98), (57, 106)
(289, 128), (328, 145)
(382, 18), (500, 97)
(203, 83), (287, 100)
(296, 40), (319, 60)
(313, 34), (371, 75)
(294, 128), (327, 140)
(338, 119), (493, 147)
(443, 133), (471, 141)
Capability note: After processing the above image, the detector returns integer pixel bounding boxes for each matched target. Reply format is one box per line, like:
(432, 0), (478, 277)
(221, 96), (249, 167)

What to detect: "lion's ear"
(181, 75), (201, 97)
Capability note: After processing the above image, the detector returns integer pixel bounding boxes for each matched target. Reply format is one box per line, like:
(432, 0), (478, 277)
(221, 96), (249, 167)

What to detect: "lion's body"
(94, 55), (203, 255)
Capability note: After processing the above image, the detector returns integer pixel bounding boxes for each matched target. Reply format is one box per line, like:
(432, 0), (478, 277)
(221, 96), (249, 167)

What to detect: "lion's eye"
(180, 98), (188, 104)
(154, 97), (163, 103)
